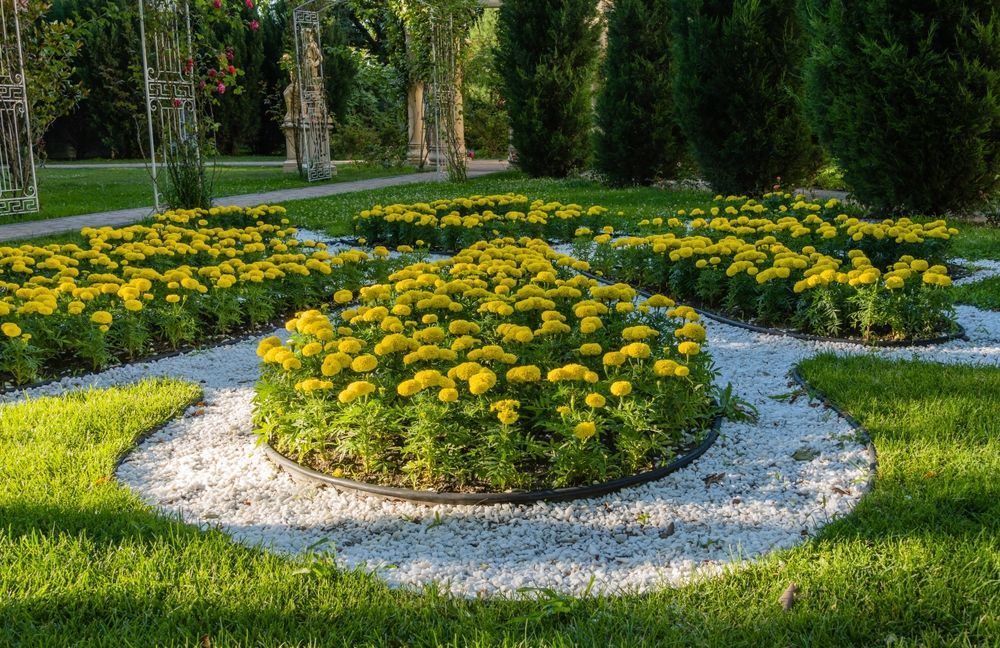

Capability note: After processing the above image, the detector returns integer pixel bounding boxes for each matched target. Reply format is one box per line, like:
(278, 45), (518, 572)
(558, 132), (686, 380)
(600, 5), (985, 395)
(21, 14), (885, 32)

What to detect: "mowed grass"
(2, 163), (416, 226)
(953, 275), (1000, 311)
(948, 221), (1000, 261)
(283, 171), (713, 237)
(1, 357), (998, 646)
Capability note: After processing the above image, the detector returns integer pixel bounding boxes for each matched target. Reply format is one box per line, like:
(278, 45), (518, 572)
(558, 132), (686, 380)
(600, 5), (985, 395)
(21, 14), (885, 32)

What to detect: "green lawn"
(283, 171), (713, 237)
(950, 221), (1000, 261)
(2, 356), (997, 646)
(3, 162), (417, 226)
(954, 275), (1000, 311)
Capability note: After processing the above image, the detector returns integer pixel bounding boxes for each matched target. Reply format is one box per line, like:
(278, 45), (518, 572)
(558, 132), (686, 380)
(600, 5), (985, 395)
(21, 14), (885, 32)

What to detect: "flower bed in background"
(254, 239), (717, 492)
(0, 206), (388, 385)
(579, 195), (958, 341)
(353, 193), (611, 249)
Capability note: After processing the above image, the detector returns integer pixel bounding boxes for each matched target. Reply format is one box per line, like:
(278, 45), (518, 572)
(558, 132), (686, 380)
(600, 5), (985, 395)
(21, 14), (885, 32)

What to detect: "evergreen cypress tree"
(495, 0), (601, 177)
(595, 0), (684, 186)
(802, 0), (1000, 214)
(670, 0), (820, 194)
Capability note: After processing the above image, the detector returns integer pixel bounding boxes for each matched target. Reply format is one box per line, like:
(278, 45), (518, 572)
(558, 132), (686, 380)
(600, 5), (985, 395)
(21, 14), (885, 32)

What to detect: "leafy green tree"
(802, 0), (1000, 214)
(495, 0), (601, 177)
(595, 0), (684, 186)
(22, 1), (86, 160)
(670, 0), (820, 194)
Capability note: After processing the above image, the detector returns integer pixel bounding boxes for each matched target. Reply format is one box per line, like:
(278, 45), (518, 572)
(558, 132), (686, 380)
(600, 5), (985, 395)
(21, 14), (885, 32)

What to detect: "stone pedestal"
(281, 121), (298, 173)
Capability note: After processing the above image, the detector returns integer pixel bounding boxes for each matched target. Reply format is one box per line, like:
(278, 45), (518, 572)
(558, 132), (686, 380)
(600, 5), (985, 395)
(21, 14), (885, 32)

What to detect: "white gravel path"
(5, 250), (999, 599)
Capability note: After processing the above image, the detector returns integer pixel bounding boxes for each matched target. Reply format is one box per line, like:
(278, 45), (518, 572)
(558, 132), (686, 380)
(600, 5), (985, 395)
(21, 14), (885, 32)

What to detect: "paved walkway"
(44, 160), (338, 169)
(0, 160), (508, 243)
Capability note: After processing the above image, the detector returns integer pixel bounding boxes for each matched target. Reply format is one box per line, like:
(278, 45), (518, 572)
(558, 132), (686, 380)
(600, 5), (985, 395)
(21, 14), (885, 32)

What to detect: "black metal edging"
(263, 414), (721, 506)
(789, 367), (878, 495)
(576, 269), (967, 348)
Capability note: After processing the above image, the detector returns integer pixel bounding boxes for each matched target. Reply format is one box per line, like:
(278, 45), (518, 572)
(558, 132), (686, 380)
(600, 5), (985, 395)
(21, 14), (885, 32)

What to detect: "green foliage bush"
(595, 0), (685, 186)
(495, 0), (601, 177)
(802, 0), (1000, 214)
(670, 0), (820, 194)
(463, 10), (509, 159)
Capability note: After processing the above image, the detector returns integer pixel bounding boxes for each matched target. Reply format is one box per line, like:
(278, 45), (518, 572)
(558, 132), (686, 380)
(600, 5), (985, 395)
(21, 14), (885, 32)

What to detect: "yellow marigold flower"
(654, 359), (679, 376)
(256, 336), (282, 358)
(610, 381), (632, 397)
(557, 405), (571, 416)
(674, 322), (707, 341)
(573, 422), (596, 441)
(338, 380), (376, 403)
(496, 409), (518, 425)
(622, 342), (651, 359)
(300, 342), (322, 357)
(615, 302), (633, 313)
(468, 369), (497, 395)
(603, 351), (627, 367)
(506, 365), (541, 383)
(678, 341), (701, 356)
(338, 338), (363, 354)
(282, 357), (302, 371)
(90, 311), (113, 325)
(2, 322), (21, 338)
(580, 316), (603, 334)
(350, 354), (378, 373)
(397, 379), (423, 397)
(643, 294), (674, 309)
(438, 387), (459, 403)
(885, 276), (905, 290)
(585, 393), (606, 408)
(579, 343), (602, 356)
(675, 365), (690, 377)
(124, 299), (143, 312)
(165, 294), (181, 303)
(333, 289), (353, 304)
(622, 325), (659, 341)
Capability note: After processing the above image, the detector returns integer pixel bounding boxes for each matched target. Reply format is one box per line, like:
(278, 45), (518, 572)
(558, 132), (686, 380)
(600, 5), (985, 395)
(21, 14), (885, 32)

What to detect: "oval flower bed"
(0, 205), (385, 386)
(253, 239), (718, 495)
(580, 195), (959, 342)
(353, 193), (611, 250)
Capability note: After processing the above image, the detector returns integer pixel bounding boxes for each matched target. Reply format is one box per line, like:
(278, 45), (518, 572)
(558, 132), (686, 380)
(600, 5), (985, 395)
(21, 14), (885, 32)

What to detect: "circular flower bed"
(253, 239), (718, 493)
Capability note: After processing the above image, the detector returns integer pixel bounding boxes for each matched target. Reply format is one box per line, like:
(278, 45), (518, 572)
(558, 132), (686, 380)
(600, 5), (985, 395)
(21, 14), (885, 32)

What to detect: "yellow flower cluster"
(353, 194), (612, 249)
(639, 195), (957, 247)
(1, 205), (377, 384)
(260, 238), (713, 447)
(589, 193), (957, 340)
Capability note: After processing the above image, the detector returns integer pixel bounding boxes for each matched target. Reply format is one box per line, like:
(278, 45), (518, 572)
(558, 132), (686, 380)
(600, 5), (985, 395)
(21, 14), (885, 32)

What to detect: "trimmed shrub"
(495, 0), (601, 177)
(802, 0), (1000, 214)
(670, 0), (820, 194)
(595, 0), (685, 186)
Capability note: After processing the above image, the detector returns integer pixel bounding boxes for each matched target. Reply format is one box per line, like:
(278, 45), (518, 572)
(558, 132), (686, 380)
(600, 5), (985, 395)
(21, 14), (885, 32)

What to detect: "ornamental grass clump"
(254, 238), (717, 492)
(353, 193), (611, 250)
(583, 194), (958, 340)
(0, 205), (389, 386)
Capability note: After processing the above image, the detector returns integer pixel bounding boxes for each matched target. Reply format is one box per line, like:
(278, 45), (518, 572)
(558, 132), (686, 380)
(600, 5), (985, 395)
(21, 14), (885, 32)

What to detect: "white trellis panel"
(293, 0), (336, 182)
(138, 0), (198, 211)
(0, 0), (38, 216)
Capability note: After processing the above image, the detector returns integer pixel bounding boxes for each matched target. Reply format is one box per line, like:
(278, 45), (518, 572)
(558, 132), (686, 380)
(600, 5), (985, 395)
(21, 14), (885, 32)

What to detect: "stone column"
(454, 66), (466, 159)
(407, 80), (428, 166)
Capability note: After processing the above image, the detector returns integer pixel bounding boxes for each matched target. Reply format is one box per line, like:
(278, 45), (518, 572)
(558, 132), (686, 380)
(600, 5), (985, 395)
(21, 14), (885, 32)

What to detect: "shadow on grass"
(2, 358), (999, 646)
